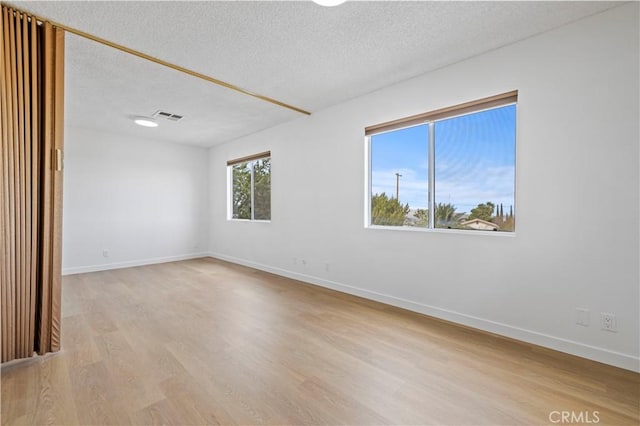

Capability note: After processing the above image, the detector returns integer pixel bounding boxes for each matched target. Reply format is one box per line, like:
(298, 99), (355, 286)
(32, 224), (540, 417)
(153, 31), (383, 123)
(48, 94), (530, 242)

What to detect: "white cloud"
(436, 165), (514, 212)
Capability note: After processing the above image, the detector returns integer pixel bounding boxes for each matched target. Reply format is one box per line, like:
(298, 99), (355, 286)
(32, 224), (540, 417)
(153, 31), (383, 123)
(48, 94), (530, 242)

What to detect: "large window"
(366, 92), (516, 233)
(228, 151), (271, 221)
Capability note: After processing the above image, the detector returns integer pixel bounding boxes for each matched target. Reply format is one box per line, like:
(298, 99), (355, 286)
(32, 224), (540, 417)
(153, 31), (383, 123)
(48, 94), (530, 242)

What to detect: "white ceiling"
(8, 1), (623, 147)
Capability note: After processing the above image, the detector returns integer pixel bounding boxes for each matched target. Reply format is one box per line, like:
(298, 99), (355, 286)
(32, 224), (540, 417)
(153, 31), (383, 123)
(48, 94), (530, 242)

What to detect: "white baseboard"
(62, 253), (210, 275)
(207, 252), (640, 373)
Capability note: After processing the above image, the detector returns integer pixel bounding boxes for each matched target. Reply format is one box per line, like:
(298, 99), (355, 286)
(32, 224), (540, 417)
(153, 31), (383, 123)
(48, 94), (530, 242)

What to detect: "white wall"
(62, 126), (209, 274)
(208, 4), (639, 371)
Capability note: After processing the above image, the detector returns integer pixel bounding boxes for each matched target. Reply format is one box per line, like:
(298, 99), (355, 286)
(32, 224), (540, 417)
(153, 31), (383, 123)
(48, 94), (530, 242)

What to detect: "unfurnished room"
(0, 1), (639, 425)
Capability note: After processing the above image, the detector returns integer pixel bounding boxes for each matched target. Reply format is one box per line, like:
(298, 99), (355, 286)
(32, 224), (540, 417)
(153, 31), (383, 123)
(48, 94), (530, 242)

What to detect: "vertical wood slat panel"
(28, 15), (39, 355)
(37, 22), (65, 354)
(6, 5), (18, 362)
(50, 27), (64, 351)
(15, 9), (26, 358)
(13, 5), (22, 359)
(37, 21), (53, 354)
(1, 5), (63, 363)
(2, 6), (13, 362)
(0, 6), (9, 363)
(22, 11), (33, 356)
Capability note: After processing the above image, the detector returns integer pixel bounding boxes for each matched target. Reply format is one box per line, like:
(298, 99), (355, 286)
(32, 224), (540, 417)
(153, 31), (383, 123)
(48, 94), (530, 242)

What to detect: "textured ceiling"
(8, 1), (623, 147)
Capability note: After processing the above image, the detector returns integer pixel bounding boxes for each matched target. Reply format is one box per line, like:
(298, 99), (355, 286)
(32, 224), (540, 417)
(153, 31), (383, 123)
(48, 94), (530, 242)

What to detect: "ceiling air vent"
(152, 110), (184, 122)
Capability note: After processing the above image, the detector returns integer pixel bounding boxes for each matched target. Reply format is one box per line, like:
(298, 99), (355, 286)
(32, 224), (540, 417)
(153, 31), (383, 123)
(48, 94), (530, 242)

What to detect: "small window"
(227, 152), (271, 221)
(366, 92), (516, 233)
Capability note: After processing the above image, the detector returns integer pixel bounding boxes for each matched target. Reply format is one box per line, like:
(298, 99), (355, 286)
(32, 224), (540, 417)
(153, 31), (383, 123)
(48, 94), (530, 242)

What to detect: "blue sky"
(370, 105), (516, 214)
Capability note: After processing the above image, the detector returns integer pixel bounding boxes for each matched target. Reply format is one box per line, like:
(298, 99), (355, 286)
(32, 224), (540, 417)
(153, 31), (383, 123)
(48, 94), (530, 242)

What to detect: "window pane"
(370, 125), (429, 227)
(434, 105), (516, 231)
(253, 157), (271, 220)
(232, 162), (251, 219)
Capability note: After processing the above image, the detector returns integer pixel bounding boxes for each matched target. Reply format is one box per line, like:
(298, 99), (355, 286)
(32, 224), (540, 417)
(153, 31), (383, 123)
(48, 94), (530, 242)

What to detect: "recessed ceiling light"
(133, 116), (158, 128)
(312, 0), (347, 7)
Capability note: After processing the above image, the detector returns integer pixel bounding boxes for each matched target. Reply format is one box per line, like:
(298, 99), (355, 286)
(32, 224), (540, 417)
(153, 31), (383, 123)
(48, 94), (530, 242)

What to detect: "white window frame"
(227, 152), (271, 222)
(365, 92), (517, 235)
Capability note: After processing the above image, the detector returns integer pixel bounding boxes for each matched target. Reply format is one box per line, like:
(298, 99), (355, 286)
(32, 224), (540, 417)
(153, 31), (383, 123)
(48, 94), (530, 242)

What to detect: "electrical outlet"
(102, 249), (109, 258)
(324, 263), (330, 272)
(601, 313), (617, 332)
(575, 308), (590, 327)
(293, 257), (297, 265)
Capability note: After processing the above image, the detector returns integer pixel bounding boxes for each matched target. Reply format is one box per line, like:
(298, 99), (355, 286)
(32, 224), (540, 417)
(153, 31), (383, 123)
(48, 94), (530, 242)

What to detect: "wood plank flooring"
(2, 257), (639, 425)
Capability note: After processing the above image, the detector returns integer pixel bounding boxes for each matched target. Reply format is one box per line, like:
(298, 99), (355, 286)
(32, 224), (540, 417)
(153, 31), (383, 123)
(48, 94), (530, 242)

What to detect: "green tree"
(372, 192), (409, 226)
(232, 162), (251, 219)
(469, 201), (495, 222)
(232, 158), (271, 220)
(414, 208), (429, 227)
(435, 203), (461, 227)
(500, 204), (515, 232)
(253, 158), (271, 220)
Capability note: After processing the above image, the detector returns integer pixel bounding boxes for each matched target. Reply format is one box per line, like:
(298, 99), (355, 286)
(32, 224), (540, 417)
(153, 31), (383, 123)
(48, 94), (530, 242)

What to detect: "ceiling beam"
(5, 4), (312, 116)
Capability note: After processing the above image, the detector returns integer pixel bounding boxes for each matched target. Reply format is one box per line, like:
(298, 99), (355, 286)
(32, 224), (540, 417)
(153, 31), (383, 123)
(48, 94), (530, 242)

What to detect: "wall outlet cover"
(601, 312), (617, 332)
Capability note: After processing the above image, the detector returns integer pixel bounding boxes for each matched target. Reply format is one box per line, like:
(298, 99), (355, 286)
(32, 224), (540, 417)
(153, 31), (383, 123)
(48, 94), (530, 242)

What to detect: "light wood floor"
(1, 258), (638, 425)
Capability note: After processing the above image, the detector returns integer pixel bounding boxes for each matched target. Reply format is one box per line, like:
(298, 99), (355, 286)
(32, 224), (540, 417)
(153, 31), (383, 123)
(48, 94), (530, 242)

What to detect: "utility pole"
(395, 173), (402, 200)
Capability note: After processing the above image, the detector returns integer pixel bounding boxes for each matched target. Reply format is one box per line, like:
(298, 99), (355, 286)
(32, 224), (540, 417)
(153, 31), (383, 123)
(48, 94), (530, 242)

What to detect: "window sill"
(365, 225), (516, 237)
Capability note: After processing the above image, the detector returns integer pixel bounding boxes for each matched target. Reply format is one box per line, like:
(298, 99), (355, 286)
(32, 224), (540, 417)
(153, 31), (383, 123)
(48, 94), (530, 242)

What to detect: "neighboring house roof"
(460, 218), (499, 230)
